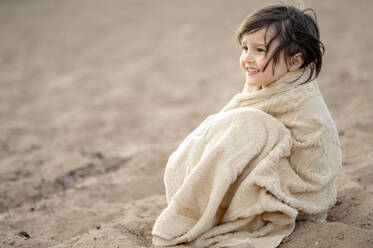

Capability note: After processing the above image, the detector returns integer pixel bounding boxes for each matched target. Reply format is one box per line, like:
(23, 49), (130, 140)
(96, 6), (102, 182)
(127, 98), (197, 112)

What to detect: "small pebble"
(17, 231), (31, 239)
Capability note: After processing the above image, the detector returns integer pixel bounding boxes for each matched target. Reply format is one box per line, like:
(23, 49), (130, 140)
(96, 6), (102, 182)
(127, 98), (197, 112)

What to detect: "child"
(152, 4), (341, 248)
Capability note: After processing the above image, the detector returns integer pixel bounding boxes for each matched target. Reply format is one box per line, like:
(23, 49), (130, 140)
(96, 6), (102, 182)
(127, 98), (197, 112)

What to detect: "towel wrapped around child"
(152, 68), (342, 248)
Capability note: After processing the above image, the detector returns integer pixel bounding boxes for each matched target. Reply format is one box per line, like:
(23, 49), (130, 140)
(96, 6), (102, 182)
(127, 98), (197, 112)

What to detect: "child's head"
(237, 4), (324, 88)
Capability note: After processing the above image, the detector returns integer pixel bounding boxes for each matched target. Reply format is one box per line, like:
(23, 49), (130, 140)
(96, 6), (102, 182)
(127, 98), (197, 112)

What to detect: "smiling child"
(152, 4), (341, 248)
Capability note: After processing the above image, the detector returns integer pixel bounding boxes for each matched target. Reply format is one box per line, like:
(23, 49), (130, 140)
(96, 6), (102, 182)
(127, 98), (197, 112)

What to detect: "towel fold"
(152, 68), (342, 247)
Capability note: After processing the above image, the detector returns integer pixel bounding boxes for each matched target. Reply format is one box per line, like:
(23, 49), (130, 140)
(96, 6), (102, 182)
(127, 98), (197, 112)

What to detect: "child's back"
(224, 68), (342, 218)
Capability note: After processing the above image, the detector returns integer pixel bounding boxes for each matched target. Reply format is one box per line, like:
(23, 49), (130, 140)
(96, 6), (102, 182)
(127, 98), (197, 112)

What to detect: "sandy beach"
(0, 0), (372, 247)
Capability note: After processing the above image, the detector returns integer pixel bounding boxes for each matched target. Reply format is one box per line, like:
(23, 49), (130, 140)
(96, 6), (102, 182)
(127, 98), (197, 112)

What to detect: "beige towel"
(152, 68), (342, 248)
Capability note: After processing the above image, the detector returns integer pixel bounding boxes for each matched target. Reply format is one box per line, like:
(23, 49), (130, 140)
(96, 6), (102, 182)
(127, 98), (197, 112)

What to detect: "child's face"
(240, 27), (289, 88)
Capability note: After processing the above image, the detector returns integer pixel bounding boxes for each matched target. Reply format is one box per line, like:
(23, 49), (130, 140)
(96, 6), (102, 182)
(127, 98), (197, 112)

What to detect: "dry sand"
(0, 0), (372, 247)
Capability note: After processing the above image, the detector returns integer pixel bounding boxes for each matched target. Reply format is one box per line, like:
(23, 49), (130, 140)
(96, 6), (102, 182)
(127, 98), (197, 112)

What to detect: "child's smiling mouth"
(246, 67), (260, 75)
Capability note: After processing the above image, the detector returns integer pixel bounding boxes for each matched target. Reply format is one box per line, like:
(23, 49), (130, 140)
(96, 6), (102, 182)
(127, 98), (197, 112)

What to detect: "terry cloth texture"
(152, 68), (342, 248)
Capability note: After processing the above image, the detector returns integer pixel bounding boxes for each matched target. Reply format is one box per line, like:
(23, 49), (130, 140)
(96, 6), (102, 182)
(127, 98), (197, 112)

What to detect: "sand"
(0, 0), (372, 247)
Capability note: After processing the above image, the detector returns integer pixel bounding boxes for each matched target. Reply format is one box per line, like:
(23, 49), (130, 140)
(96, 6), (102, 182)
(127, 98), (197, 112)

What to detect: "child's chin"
(245, 81), (261, 87)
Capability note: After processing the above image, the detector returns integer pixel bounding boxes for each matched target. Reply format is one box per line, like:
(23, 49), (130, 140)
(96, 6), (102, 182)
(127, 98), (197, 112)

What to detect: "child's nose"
(243, 50), (254, 62)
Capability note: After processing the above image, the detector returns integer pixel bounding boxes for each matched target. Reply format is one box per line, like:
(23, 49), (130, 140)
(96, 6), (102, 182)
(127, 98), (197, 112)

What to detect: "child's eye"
(256, 48), (266, 52)
(242, 46), (248, 51)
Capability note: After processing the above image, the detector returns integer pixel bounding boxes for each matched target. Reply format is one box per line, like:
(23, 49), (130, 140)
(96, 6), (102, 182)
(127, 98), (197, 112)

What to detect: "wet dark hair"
(237, 4), (325, 83)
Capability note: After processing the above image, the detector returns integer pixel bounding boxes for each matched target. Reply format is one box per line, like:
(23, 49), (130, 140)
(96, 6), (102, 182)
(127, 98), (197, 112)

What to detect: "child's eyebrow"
(252, 42), (266, 46)
(241, 40), (265, 47)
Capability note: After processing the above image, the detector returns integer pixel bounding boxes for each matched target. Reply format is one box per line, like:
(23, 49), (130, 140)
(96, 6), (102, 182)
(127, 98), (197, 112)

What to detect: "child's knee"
(208, 108), (289, 147)
(218, 108), (285, 132)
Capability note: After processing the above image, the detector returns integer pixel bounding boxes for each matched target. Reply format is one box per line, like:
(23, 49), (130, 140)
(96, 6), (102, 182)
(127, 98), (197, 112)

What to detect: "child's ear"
(288, 53), (304, 71)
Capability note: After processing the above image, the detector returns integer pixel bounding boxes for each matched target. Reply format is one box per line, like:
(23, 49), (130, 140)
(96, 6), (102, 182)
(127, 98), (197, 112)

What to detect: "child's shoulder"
(293, 80), (333, 120)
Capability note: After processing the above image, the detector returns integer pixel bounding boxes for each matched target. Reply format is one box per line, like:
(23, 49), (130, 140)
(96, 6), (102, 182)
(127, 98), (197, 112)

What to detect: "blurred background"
(0, 0), (372, 247)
